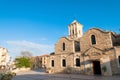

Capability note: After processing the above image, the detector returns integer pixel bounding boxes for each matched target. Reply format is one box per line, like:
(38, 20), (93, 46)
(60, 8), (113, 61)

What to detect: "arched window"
(74, 41), (80, 52)
(76, 58), (80, 67)
(62, 59), (66, 67)
(63, 43), (65, 51)
(91, 35), (96, 45)
(51, 60), (54, 67)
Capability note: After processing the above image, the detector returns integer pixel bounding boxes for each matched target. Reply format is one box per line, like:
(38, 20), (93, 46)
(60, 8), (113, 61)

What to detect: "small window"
(76, 58), (80, 67)
(62, 59), (66, 67)
(63, 43), (65, 51)
(75, 41), (80, 52)
(119, 56), (120, 66)
(91, 35), (96, 45)
(51, 60), (54, 67)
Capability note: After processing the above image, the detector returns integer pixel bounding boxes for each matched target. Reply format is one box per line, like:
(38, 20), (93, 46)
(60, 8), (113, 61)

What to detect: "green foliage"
(15, 57), (31, 68)
(0, 72), (16, 80)
(102, 66), (107, 72)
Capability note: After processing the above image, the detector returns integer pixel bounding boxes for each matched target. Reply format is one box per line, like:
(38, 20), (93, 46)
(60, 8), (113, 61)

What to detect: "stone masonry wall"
(80, 29), (113, 53)
(55, 37), (74, 55)
(112, 47), (120, 74)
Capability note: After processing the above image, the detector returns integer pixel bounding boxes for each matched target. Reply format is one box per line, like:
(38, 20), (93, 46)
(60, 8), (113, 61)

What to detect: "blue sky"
(0, 0), (120, 59)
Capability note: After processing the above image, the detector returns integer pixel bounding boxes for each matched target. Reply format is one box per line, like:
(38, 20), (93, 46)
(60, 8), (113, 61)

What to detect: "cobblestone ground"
(12, 70), (120, 80)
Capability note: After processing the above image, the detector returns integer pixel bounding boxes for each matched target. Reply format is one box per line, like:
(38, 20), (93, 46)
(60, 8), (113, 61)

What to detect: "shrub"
(0, 72), (16, 80)
(102, 66), (107, 72)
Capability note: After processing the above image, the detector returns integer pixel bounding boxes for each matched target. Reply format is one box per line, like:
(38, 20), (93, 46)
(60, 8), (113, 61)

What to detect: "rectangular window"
(62, 59), (66, 67)
(51, 60), (54, 67)
(76, 58), (80, 67)
(75, 41), (80, 52)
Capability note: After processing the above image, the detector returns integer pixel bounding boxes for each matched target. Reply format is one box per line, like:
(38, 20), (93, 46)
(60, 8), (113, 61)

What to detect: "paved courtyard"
(12, 69), (120, 80)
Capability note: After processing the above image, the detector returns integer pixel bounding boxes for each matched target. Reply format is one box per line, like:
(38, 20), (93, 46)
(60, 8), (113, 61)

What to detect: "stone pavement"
(12, 70), (120, 80)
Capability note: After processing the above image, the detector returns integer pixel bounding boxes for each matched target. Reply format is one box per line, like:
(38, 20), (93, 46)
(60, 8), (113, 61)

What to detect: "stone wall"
(47, 53), (84, 74)
(55, 37), (74, 54)
(80, 29), (113, 52)
(112, 46), (120, 75)
(12, 68), (31, 73)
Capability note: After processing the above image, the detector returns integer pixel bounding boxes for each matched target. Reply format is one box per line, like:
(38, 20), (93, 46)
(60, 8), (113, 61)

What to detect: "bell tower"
(68, 20), (83, 39)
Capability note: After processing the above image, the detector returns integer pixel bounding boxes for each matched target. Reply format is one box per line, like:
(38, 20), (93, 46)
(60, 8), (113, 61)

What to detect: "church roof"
(86, 28), (116, 35)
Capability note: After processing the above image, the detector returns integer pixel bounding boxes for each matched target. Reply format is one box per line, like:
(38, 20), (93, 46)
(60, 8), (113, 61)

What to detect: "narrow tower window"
(72, 30), (74, 35)
(63, 43), (65, 51)
(91, 35), (96, 45)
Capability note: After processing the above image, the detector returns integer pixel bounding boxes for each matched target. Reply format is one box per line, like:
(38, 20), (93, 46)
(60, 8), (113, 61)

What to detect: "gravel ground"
(12, 70), (120, 80)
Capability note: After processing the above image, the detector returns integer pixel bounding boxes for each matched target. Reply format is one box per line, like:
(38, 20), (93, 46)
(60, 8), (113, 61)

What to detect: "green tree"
(15, 57), (31, 68)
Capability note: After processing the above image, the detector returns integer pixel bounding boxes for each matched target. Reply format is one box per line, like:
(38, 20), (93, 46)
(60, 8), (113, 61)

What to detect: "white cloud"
(6, 40), (54, 58)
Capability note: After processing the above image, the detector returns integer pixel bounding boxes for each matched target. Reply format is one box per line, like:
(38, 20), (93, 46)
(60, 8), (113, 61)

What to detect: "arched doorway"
(92, 61), (101, 75)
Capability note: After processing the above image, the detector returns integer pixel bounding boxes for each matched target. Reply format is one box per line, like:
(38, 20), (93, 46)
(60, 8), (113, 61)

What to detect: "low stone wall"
(12, 68), (31, 73)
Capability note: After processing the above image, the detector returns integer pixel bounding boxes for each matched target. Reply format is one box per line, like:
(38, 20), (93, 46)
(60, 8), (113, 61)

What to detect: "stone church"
(46, 20), (120, 76)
